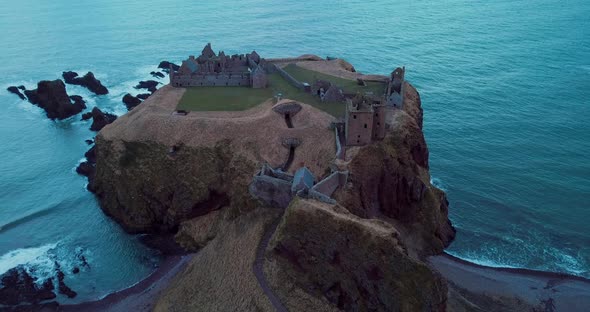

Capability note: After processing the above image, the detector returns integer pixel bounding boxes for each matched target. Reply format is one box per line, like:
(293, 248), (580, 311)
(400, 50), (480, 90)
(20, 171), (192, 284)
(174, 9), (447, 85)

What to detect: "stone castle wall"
(171, 73), (251, 87)
(271, 64), (305, 90)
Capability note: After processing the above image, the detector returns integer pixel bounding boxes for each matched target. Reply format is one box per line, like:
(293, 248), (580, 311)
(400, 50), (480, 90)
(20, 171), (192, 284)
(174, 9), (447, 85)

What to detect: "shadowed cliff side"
(333, 82), (455, 259)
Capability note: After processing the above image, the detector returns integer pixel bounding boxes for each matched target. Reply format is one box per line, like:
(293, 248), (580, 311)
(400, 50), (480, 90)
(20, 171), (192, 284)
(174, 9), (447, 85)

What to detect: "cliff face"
(93, 63), (455, 311)
(265, 199), (448, 311)
(93, 138), (257, 233)
(333, 82), (455, 258)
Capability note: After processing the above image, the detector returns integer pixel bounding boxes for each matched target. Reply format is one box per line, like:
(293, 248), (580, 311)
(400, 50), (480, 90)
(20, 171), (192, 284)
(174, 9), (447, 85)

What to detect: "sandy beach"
(60, 254), (193, 312)
(429, 253), (590, 311)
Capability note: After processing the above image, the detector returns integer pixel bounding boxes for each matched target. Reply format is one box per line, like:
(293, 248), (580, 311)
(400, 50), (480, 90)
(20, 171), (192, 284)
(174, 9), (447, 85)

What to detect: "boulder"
(85, 139), (94, 145)
(89, 107), (117, 132)
(7, 86), (25, 100)
(158, 61), (180, 72)
(24, 80), (86, 120)
(135, 80), (159, 93)
(81, 112), (92, 121)
(62, 71), (109, 95)
(150, 71), (165, 79)
(122, 93), (142, 110)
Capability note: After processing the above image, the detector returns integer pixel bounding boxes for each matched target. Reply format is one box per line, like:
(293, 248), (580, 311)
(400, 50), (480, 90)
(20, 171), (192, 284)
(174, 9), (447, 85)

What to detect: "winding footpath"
(253, 213), (289, 312)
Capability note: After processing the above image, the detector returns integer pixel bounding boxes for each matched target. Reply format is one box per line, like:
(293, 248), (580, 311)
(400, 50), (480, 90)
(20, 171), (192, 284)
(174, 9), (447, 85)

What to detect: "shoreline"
(60, 253), (193, 312)
(429, 252), (590, 311)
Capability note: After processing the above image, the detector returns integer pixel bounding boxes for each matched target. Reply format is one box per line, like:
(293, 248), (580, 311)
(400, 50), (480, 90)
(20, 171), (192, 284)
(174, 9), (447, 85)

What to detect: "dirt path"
(253, 213), (288, 312)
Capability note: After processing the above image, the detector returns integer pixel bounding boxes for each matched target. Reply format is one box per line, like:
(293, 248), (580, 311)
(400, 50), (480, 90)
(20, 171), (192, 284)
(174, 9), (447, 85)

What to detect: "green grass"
(176, 73), (347, 117)
(266, 73), (345, 117)
(282, 63), (386, 95)
(177, 86), (274, 112)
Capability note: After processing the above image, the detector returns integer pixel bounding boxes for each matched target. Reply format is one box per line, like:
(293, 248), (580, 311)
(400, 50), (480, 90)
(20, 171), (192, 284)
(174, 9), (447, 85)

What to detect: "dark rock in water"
(55, 263), (76, 299)
(69, 95), (85, 108)
(80, 146), (97, 192)
(85, 139), (94, 145)
(150, 71), (165, 79)
(81, 112), (92, 121)
(136, 93), (151, 100)
(76, 161), (95, 177)
(7, 86), (26, 100)
(122, 93), (142, 110)
(89, 107), (117, 132)
(135, 80), (159, 93)
(62, 71), (109, 95)
(24, 80), (86, 120)
(0, 267), (57, 306)
(158, 61), (180, 72)
(18, 85), (26, 91)
(72, 267), (80, 274)
(84, 146), (96, 163)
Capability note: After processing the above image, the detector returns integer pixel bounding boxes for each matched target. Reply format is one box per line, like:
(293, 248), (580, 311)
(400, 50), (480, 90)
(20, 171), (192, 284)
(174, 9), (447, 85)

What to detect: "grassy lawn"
(176, 73), (347, 117)
(177, 86), (274, 111)
(266, 73), (346, 117)
(282, 63), (386, 95)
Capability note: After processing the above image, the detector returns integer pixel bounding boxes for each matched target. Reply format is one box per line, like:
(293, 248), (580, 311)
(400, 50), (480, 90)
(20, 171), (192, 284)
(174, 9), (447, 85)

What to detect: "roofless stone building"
(170, 43), (267, 88)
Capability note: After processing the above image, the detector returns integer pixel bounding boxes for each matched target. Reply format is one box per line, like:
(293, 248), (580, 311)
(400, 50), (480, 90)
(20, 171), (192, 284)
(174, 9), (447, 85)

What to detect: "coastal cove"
(0, 0), (589, 308)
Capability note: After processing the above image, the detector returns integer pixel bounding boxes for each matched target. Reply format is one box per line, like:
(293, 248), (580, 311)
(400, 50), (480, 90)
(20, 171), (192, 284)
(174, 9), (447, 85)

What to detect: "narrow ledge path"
(253, 212), (288, 312)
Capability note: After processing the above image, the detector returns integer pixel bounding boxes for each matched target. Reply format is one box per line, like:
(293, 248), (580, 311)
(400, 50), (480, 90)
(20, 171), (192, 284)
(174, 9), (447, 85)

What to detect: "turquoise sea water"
(0, 0), (588, 302)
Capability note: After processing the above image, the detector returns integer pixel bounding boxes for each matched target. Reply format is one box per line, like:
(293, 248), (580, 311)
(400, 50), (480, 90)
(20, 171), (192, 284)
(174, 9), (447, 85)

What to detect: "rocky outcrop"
(136, 93), (151, 100)
(89, 107), (117, 131)
(158, 61), (180, 72)
(92, 139), (258, 233)
(333, 83), (455, 257)
(24, 80), (86, 120)
(265, 199), (447, 311)
(135, 80), (159, 93)
(150, 71), (165, 79)
(122, 93), (142, 110)
(0, 267), (56, 306)
(7, 86), (25, 100)
(62, 71), (109, 95)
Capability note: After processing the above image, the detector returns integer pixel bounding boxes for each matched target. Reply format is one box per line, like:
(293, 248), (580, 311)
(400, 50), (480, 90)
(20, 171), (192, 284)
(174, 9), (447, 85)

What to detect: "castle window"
(357, 140), (360, 143)
(377, 122), (380, 126)
(353, 115), (357, 119)
(357, 134), (360, 138)
(364, 124), (367, 129)
(375, 113), (379, 117)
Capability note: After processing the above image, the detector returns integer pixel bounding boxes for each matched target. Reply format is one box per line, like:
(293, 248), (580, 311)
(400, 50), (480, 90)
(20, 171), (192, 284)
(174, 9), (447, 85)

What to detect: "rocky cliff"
(92, 63), (455, 310)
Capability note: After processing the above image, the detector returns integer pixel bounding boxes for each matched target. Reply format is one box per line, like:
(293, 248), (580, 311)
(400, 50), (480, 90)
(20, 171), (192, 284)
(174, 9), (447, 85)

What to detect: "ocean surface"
(0, 0), (588, 302)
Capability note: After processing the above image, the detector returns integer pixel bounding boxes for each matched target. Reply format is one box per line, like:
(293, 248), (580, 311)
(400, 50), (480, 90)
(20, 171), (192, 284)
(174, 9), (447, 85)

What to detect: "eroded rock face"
(135, 80), (159, 93)
(7, 86), (25, 100)
(0, 267), (56, 306)
(333, 83), (455, 258)
(93, 138), (258, 233)
(266, 199), (448, 311)
(24, 80), (86, 120)
(89, 107), (117, 132)
(158, 61), (180, 72)
(122, 93), (142, 110)
(62, 71), (109, 95)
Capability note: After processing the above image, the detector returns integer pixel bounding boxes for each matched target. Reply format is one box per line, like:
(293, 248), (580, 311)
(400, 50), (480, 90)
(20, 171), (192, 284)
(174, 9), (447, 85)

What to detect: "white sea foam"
(430, 177), (446, 192)
(0, 243), (58, 277)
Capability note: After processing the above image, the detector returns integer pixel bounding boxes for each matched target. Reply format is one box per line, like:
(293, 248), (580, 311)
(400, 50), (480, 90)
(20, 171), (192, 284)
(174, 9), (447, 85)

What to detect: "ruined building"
(344, 94), (387, 146)
(386, 67), (405, 108)
(170, 43), (267, 88)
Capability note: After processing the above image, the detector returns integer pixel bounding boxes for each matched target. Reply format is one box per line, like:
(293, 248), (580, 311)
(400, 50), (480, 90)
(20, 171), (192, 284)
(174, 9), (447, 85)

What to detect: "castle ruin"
(170, 43), (267, 88)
